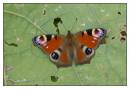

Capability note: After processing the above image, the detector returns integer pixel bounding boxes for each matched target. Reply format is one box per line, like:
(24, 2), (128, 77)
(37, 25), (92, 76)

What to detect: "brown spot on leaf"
(117, 11), (121, 15)
(111, 36), (115, 40)
(120, 31), (127, 36)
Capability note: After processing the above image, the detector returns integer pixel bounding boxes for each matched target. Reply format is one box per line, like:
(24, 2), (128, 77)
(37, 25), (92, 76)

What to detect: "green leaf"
(4, 3), (126, 85)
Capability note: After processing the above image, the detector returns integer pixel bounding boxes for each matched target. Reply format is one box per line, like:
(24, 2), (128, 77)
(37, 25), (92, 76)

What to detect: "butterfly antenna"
(70, 18), (78, 31)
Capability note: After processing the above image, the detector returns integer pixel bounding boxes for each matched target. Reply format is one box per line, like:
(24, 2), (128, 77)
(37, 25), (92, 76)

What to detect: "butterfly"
(32, 28), (107, 68)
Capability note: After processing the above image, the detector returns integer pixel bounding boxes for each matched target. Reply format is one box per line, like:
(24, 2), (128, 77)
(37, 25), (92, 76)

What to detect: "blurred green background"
(4, 3), (127, 85)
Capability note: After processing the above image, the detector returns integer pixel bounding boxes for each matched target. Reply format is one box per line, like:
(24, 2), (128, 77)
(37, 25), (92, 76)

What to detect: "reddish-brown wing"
(32, 34), (72, 67)
(74, 28), (107, 65)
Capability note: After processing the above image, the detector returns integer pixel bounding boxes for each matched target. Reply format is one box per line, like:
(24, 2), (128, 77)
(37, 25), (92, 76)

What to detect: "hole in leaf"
(42, 9), (46, 15)
(117, 11), (121, 15)
(111, 36), (115, 40)
(50, 76), (59, 82)
(53, 17), (63, 35)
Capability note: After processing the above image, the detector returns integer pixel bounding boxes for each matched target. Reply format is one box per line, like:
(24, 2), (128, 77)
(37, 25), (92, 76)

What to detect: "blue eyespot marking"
(32, 36), (41, 48)
(51, 52), (59, 60)
(85, 48), (92, 55)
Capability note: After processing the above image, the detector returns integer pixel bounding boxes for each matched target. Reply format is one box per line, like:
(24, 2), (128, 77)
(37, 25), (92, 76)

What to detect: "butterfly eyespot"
(50, 50), (61, 62)
(92, 28), (104, 38)
(85, 48), (93, 55)
(32, 35), (47, 48)
(82, 46), (94, 56)
(39, 35), (45, 41)
(32, 36), (41, 47)
(39, 35), (47, 44)
(51, 52), (59, 59)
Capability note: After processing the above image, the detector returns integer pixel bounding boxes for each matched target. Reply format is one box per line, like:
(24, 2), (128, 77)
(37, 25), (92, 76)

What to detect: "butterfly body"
(32, 28), (107, 68)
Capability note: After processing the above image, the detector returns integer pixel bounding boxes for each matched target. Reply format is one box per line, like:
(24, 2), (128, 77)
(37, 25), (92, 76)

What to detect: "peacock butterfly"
(32, 28), (107, 68)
